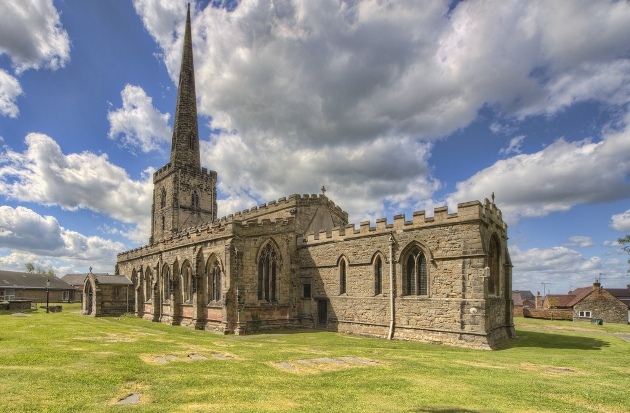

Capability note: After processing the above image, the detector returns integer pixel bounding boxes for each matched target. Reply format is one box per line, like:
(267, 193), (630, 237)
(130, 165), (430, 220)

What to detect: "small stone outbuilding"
(82, 269), (134, 316)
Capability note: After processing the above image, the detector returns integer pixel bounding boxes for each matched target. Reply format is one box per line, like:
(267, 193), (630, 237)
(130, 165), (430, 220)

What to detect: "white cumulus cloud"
(611, 209), (630, 232)
(510, 244), (626, 294)
(0, 69), (22, 118)
(0, 0), (70, 73)
(0, 133), (153, 240)
(108, 84), (172, 153)
(131, 0), (630, 220)
(447, 112), (630, 224)
(0, 206), (124, 270)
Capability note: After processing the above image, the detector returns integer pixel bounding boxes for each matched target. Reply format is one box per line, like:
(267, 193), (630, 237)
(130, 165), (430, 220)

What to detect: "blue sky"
(0, 0), (629, 295)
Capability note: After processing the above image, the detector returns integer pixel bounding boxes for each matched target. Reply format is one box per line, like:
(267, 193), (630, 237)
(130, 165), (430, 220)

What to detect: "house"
(61, 273), (88, 302)
(111, 5), (516, 350)
(0, 269), (77, 304)
(512, 290), (535, 316)
(570, 281), (629, 324)
(82, 268), (134, 316)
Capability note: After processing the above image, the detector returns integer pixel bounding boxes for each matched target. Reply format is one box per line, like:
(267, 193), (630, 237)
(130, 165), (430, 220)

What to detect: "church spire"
(170, 3), (200, 169)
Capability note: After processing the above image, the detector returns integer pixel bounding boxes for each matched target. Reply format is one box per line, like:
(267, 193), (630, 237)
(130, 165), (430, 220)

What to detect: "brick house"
(61, 273), (88, 302)
(512, 290), (535, 316)
(0, 269), (77, 303)
(112, 5), (516, 349)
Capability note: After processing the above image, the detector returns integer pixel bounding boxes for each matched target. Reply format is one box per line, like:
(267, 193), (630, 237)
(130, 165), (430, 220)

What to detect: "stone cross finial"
(89, 266), (92, 273)
(321, 186), (326, 196)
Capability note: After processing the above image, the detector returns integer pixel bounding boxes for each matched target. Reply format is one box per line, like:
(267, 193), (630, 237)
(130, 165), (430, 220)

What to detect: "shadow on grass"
(411, 407), (485, 413)
(499, 330), (610, 351)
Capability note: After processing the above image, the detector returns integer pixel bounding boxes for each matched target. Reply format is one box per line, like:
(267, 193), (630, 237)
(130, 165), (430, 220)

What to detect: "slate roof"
(606, 287), (630, 309)
(0, 269), (74, 290)
(93, 274), (133, 285)
(61, 273), (87, 287)
(512, 290), (535, 306)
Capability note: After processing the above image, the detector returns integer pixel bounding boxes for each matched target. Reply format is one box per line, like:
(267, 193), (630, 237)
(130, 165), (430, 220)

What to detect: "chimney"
(535, 291), (542, 309)
(593, 279), (601, 291)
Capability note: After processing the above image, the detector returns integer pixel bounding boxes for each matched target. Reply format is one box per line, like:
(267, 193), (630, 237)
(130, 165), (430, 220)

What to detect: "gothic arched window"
(405, 248), (427, 296)
(162, 264), (171, 302)
(339, 258), (347, 295)
(207, 259), (222, 303)
(144, 269), (152, 302)
(181, 262), (193, 303)
(374, 255), (383, 295)
(257, 243), (278, 302)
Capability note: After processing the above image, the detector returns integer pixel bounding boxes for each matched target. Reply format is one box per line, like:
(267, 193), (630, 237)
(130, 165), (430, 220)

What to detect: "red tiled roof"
(545, 294), (575, 308)
(566, 287), (593, 307)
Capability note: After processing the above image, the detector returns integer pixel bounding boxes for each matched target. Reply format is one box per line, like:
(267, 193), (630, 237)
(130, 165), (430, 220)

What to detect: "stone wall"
(297, 200), (513, 349)
(523, 308), (573, 320)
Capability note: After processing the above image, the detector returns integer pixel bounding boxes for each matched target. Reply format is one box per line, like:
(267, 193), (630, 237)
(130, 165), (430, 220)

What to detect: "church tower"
(150, 4), (217, 244)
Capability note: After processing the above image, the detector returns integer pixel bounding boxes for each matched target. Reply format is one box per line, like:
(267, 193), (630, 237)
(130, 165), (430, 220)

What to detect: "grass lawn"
(1, 304), (629, 412)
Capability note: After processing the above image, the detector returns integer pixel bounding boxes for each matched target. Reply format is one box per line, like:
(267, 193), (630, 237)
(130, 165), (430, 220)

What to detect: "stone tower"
(150, 4), (217, 244)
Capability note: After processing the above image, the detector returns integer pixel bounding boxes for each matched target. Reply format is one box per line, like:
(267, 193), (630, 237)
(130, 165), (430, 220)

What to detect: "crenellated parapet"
(118, 215), (297, 261)
(153, 162), (217, 183)
(223, 193), (348, 223)
(299, 200), (507, 245)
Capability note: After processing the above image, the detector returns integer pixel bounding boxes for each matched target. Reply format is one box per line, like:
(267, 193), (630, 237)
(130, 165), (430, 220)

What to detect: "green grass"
(1, 304), (629, 412)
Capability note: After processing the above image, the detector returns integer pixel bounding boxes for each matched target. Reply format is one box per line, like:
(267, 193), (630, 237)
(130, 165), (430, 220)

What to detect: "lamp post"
(46, 278), (50, 313)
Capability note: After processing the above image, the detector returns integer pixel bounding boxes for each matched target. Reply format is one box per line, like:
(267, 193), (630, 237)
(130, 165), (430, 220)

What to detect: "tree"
(46, 269), (55, 277)
(25, 263), (34, 273)
(620, 235), (630, 275)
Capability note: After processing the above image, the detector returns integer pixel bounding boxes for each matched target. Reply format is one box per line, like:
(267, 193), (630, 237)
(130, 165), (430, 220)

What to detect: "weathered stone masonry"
(113, 4), (515, 349)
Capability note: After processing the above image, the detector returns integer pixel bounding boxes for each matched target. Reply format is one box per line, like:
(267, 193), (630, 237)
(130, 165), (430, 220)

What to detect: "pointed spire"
(170, 3), (200, 169)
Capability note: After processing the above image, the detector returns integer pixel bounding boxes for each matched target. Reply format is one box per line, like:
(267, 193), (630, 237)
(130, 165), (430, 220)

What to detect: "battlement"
(153, 162), (217, 183)
(223, 193), (348, 222)
(300, 199), (506, 245)
(117, 215), (297, 261)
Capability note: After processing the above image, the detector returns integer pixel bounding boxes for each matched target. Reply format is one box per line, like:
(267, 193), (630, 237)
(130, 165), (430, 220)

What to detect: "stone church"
(115, 5), (515, 349)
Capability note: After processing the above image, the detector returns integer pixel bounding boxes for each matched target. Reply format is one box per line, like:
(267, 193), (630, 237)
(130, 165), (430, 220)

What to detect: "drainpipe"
(387, 235), (395, 340)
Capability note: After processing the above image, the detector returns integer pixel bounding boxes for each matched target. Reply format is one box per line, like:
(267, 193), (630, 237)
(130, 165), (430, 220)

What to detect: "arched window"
(405, 248), (427, 296)
(192, 191), (199, 208)
(488, 235), (500, 295)
(181, 262), (193, 302)
(161, 215), (165, 231)
(257, 243), (278, 302)
(207, 259), (222, 303)
(374, 256), (383, 295)
(339, 258), (347, 295)
(144, 269), (152, 302)
(160, 188), (167, 209)
(162, 264), (171, 302)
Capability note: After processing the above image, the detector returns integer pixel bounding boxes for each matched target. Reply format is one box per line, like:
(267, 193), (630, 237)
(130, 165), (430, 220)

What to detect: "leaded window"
(207, 259), (222, 303)
(405, 248), (427, 296)
(339, 259), (347, 295)
(181, 262), (193, 302)
(257, 243), (278, 302)
(375, 256), (383, 295)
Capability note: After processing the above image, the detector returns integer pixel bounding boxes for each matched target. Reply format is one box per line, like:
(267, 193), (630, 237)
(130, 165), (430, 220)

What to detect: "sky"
(0, 0), (629, 296)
